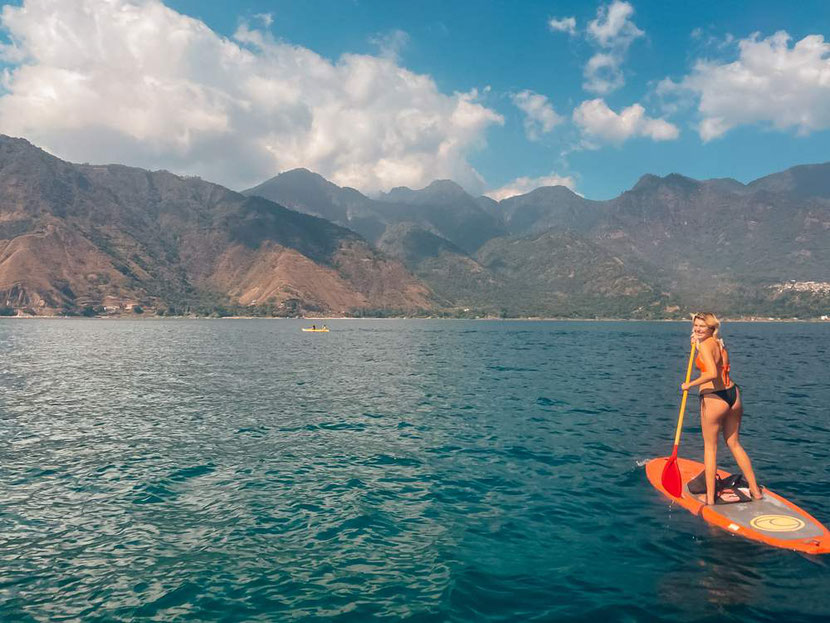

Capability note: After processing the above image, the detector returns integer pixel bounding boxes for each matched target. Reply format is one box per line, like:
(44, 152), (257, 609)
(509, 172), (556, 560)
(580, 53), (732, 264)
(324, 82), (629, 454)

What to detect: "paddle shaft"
(670, 342), (697, 455)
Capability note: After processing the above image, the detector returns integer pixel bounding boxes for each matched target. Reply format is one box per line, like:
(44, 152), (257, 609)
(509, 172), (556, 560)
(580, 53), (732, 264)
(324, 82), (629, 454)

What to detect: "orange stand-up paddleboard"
(646, 457), (830, 555)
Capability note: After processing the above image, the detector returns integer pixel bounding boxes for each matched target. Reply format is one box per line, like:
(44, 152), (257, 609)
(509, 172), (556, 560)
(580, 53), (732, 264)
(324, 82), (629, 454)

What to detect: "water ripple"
(1, 319), (829, 621)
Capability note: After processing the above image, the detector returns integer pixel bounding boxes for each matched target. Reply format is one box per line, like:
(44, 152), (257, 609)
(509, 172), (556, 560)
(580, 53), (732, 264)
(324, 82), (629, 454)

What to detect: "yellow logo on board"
(749, 514), (806, 532)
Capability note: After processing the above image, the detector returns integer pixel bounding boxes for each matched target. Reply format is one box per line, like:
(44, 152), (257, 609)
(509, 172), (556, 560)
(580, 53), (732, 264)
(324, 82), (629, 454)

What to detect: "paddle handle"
(672, 342), (697, 448)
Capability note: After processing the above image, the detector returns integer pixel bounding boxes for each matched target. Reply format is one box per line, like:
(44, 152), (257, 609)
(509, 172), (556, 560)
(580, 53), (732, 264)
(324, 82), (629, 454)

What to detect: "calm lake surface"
(1, 319), (829, 622)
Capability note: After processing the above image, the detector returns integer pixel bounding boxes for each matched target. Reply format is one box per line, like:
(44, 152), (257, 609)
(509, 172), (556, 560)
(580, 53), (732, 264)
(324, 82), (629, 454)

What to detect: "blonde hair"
(691, 312), (723, 344)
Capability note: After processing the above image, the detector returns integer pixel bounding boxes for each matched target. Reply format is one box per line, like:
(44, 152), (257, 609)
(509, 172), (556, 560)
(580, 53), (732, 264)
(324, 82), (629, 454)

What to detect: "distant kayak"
(301, 328), (329, 332)
(646, 456), (830, 554)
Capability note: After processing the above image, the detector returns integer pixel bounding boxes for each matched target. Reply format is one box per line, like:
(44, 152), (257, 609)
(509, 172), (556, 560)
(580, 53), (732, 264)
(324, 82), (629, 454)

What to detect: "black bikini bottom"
(700, 385), (739, 408)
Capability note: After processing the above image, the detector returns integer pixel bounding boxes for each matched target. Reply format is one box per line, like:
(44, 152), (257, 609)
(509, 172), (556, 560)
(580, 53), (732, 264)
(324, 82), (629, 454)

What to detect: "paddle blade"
(661, 457), (683, 498)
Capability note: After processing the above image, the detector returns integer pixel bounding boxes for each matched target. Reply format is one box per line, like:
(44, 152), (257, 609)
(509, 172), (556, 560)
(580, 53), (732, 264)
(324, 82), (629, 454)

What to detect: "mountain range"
(1, 134), (828, 318)
(244, 162), (830, 317)
(0, 136), (431, 316)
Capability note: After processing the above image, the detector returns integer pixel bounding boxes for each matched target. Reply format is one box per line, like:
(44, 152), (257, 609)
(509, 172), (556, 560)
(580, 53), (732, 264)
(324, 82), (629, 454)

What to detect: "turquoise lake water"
(1, 319), (829, 622)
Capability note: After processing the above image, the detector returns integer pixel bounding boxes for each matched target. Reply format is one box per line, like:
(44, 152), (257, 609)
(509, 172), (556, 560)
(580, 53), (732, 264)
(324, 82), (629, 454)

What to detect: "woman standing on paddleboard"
(680, 313), (764, 505)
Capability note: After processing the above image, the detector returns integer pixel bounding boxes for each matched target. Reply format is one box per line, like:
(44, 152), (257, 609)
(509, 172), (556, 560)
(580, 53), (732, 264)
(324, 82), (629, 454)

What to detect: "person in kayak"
(680, 312), (764, 505)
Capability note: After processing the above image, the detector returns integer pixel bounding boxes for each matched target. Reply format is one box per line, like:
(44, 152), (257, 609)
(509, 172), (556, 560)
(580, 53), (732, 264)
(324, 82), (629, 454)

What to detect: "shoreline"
(3, 315), (829, 323)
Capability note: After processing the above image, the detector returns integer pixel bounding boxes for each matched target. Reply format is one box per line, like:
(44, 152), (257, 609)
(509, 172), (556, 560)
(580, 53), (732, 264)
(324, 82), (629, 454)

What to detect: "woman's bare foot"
(696, 493), (719, 506)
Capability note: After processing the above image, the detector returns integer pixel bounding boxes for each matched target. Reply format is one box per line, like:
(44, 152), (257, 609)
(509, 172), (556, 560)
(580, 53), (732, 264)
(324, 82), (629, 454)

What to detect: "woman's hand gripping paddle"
(661, 342), (697, 498)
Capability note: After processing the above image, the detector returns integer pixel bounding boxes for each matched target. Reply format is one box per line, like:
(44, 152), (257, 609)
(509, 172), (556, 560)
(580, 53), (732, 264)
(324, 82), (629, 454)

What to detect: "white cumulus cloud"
(0, 0), (504, 194)
(511, 90), (563, 140)
(587, 0), (643, 48)
(583, 1), (644, 94)
(583, 52), (625, 95)
(548, 17), (576, 35)
(573, 98), (679, 145)
(668, 31), (830, 141)
(485, 173), (578, 201)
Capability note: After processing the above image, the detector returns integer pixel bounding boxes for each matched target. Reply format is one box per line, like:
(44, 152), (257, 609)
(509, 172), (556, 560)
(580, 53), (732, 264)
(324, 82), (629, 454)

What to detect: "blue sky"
(1, 0), (829, 199)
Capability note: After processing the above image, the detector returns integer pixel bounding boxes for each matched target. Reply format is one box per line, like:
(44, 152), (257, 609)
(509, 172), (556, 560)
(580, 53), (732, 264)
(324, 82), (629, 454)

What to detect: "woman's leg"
(700, 396), (728, 505)
(722, 391), (763, 499)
